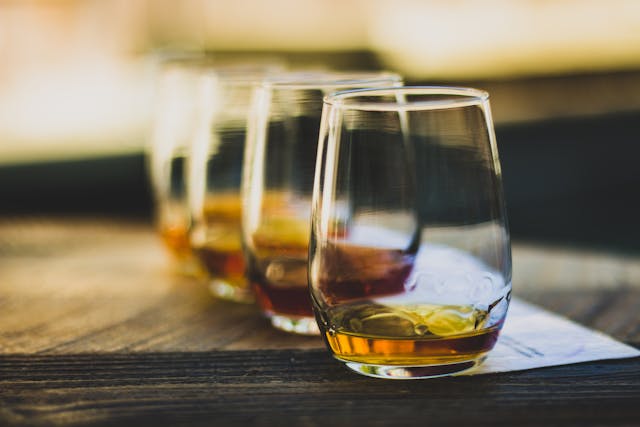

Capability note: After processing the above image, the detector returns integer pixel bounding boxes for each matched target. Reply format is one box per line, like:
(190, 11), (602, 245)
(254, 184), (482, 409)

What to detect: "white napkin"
(464, 297), (640, 375)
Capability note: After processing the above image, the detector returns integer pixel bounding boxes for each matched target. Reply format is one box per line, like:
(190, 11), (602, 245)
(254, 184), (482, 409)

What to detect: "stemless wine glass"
(310, 87), (511, 378)
(242, 71), (403, 334)
(148, 58), (209, 274)
(188, 66), (283, 303)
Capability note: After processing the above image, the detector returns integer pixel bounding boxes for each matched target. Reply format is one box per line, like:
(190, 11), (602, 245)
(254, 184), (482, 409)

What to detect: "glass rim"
(261, 71), (402, 90)
(323, 86), (490, 111)
(161, 61), (284, 86)
(200, 69), (282, 87)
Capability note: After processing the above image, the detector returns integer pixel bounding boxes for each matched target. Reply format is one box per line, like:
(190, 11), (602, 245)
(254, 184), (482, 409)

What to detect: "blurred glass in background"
(148, 56), (207, 274)
(187, 63), (284, 301)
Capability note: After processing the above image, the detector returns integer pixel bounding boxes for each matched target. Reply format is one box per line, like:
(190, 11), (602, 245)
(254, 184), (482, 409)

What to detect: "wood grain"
(1, 218), (639, 354)
(1, 218), (639, 426)
(0, 218), (323, 354)
(1, 349), (639, 427)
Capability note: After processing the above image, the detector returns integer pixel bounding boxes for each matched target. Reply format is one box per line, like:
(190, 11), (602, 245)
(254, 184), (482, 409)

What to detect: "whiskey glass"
(310, 87), (511, 378)
(242, 71), (403, 334)
(188, 67), (282, 303)
(148, 59), (207, 274)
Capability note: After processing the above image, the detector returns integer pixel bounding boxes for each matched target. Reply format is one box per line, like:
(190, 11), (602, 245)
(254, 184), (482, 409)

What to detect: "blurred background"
(1, 0), (639, 250)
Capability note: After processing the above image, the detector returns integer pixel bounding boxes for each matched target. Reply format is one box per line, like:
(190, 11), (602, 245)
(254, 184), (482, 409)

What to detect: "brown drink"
(324, 302), (501, 367)
(159, 222), (191, 260)
(313, 239), (507, 372)
(191, 194), (249, 302)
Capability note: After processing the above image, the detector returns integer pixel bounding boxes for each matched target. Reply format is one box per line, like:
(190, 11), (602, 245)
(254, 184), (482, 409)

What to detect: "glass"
(189, 67), (282, 303)
(310, 87), (511, 378)
(148, 58), (208, 275)
(242, 71), (403, 334)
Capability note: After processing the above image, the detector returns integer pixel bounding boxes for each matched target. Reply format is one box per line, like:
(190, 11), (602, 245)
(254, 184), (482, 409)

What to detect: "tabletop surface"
(1, 218), (639, 426)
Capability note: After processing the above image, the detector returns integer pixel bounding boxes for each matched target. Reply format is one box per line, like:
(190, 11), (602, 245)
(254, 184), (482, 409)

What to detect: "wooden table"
(1, 218), (639, 426)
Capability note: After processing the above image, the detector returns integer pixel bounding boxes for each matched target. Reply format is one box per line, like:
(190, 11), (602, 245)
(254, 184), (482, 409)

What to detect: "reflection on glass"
(148, 58), (207, 274)
(310, 87), (511, 378)
(189, 65), (284, 302)
(242, 71), (403, 334)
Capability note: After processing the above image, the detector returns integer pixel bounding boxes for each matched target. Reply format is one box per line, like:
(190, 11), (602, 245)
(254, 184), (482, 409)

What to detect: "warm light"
(368, 0), (640, 79)
(0, 0), (151, 164)
(0, 60), (152, 163)
(1, 0), (640, 164)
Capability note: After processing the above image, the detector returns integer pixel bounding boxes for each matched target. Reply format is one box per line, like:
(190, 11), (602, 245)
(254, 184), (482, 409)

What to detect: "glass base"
(342, 356), (486, 379)
(208, 279), (254, 304)
(270, 314), (320, 335)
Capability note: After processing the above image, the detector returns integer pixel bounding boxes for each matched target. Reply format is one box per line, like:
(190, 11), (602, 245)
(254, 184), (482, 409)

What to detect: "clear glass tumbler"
(148, 58), (207, 274)
(310, 87), (511, 378)
(188, 67), (282, 303)
(242, 71), (403, 334)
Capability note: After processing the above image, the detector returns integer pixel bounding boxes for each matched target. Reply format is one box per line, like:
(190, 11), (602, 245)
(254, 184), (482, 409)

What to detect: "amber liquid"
(159, 222), (191, 259)
(157, 155), (192, 260)
(316, 242), (415, 304)
(315, 241), (506, 366)
(192, 194), (247, 289)
(249, 215), (313, 317)
(324, 303), (502, 365)
(249, 211), (412, 318)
